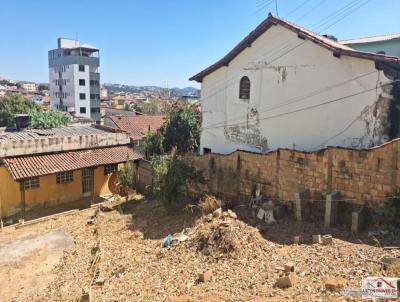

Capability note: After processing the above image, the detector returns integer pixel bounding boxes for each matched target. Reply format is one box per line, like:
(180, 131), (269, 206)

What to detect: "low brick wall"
(185, 139), (400, 209)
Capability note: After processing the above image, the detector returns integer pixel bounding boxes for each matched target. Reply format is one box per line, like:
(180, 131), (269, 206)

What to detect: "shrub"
(150, 154), (204, 207)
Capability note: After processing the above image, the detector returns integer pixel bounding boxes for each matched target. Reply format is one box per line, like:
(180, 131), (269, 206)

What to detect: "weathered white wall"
(200, 24), (393, 154)
(49, 64), (91, 119)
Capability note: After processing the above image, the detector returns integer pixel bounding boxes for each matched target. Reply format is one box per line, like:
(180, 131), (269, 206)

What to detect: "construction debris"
(324, 277), (348, 291)
(2, 197), (400, 302)
(322, 235), (333, 245)
(275, 272), (296, 288)
(312, 234), (322, 244)
(198, 270), (213, 282)
(284, 262), (295, 273)
(293, 235), (303, 244)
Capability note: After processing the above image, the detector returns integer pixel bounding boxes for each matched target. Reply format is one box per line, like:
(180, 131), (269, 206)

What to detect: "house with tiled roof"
(0, 124), (143, 221)
(341, 33), (400, 58)
(104, 114), (166, 143)
(190, 14), (400, 155)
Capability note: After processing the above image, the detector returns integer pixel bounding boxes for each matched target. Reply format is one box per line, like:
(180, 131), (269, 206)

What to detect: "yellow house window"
(56, 171), (74, 184)
(104, 164), (118, 175)
(21, 177), (40, 190)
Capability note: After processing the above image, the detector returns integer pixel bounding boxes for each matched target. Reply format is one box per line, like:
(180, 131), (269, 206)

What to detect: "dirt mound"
(182, 211), (267, 258)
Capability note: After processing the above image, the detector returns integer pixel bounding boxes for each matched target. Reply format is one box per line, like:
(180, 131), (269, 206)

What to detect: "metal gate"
(82, 168), (93, 196)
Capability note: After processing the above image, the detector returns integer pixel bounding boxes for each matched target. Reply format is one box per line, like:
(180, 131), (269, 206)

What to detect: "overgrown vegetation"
(144, 104), (202, 207)
(150, 153), (204, 207)
(119, 161), (134, 198)
(0, 94), (70, 128)
(30, 109), (70, 129)
(144, 105), (200, 156)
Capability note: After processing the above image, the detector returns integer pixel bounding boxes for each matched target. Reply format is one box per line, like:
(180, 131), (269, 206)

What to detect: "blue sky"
(0, 0), (398, 88)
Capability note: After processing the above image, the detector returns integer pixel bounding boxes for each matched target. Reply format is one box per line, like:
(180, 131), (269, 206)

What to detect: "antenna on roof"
(275, 0), (279, 16)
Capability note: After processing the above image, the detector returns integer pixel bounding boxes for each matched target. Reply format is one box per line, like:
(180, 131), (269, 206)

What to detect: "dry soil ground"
(0, 197), (399, 302)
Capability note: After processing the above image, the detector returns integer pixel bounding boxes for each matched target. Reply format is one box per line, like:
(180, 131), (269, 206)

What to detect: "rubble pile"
(183, 209), (267, 259)
(3, 198), (400, 302)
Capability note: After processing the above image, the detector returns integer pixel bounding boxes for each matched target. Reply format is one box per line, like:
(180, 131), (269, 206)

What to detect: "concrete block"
(312, 234), (322, 244)
(81, 287), (91, 302)
(322, 235), (333, 245)
(293, 235), (303, 245)
(257, 209), (265, 220)
(275, 272), (296, 288)
(325, 277), (347, 291)
(324, 192), (339, 228)
(284, 262), (295, 273)
(198, 270), (213, 282)
(351, 206), (364, 233)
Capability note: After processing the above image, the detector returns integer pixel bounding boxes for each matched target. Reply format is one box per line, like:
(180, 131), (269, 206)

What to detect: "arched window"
(239, 76), (250, 99)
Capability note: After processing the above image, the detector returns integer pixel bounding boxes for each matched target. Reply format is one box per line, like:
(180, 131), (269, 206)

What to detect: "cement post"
(325, 192), (339, 228)
(295, 189), (310, 222)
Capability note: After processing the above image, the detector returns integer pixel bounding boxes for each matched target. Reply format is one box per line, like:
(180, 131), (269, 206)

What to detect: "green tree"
(0, 94), (70, 129)
(119, 161), (134, 200)
(0, 94), (41, 127)
(150, 154), (203, 206)
(163, 106), (200, 154)
(123, 103), (133, 111)
(143, 105), (201, 156)
(29, 109), (70, 129)
(37, 83), (49, 92)
(143, 130), (164, 157)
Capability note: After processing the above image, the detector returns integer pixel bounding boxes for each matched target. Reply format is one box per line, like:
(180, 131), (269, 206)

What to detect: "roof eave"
(189, 15), (400, 82)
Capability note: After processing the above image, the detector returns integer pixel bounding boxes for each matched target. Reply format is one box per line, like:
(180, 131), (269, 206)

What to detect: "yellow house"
(0, 125), (143, 221)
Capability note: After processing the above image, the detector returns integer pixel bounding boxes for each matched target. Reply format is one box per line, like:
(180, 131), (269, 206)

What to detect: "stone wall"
(185, 139), (400, 209)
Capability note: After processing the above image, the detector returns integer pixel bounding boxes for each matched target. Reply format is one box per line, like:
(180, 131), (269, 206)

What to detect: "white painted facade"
(199, 24), (393, 154)
(22, 83), (37, 92)
(48, 38), (100, 122)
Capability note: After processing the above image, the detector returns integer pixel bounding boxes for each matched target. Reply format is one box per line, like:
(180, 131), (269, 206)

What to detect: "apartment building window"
(90, 80), (99, 87)
(79, 79), (86, 86)
(79, 65), (85, 72)
(90, 94), (95, 100)
(79, 93), (86, 100)
(104, 164), (118, 175)
(91, 107), (100, 114)
(80, 107), (86, 114)
(21, 177), (40, 190)
(56, 171), (74, 184)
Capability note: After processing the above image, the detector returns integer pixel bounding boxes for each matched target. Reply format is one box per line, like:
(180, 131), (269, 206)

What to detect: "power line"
(202, 81), (398, 130)
(201, 70), (378, 130)
(199, 0), (371, 104)
(284, 0), (313, 18)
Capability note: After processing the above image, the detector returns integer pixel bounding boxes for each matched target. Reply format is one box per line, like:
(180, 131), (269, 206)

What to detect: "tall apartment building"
(48, 38), (101, 123)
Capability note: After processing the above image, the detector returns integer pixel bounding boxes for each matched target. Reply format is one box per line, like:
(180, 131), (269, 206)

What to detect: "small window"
(79, 79), (85, 86)
(104, 164), (118, 175)
(79, 65), (85, 72)
(91, 107), (100, 114)
(203, 147), (212, 154)
(79, 93), (86, 100)
(56, 171), (74, 184)
(21, 177), (40, 190)
(80, 107), (86, 114)
(239, 76), (251, 99)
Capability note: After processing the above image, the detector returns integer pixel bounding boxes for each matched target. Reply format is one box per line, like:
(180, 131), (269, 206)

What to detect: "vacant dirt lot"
(0, 197), (399, 301)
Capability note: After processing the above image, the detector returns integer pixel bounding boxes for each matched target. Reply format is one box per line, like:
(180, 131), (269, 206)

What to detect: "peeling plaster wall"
(200, 24), (394, 155)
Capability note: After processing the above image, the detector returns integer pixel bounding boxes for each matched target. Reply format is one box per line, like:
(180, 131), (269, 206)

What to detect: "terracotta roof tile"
(190, 14), (400, 82)
(3, 145), (143, 180)
(110, 115), (166, 141)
